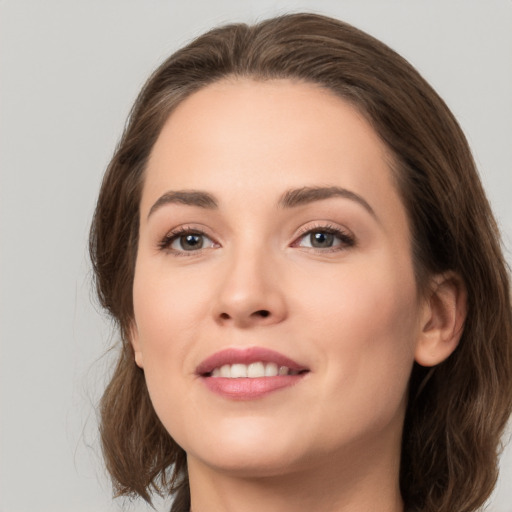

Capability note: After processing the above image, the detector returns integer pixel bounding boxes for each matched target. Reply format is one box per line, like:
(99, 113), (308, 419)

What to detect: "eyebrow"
(147, 185), (376, 220)
(279, 186), (376, 218)
(147, 190), (218, 219)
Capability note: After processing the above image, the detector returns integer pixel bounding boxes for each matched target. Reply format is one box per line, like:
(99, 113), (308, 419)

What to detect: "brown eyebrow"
(279, 186), (376, 218)
(147, 186), (376, 220)
(147, 190), (218, 219)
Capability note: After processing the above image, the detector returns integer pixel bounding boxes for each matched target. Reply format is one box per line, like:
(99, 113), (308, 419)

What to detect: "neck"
(187, 437), (404, 512)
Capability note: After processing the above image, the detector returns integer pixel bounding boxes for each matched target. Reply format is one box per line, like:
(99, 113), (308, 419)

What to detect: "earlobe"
(129, 322), (144, 369)
(414, 272), (467, 367)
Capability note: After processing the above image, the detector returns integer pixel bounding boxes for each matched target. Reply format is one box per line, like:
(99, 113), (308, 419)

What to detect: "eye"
(159, 228), (217, 253)
(302, 231), (337, 249)
(294, 226), (355, 251)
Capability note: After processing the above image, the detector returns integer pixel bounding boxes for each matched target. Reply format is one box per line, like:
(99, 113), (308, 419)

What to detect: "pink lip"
(196, 347), (309, 401)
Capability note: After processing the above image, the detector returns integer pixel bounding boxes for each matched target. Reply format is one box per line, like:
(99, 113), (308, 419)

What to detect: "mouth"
(196, 347), (310, 400)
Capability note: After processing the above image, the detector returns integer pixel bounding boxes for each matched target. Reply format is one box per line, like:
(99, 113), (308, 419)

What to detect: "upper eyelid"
(163, 224), (215, 239)
(293, 221), (354, 238)
(161, 222), (350, 238)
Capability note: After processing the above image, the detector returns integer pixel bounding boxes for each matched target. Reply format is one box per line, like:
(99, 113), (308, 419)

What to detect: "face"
(132, 79), (427, 478)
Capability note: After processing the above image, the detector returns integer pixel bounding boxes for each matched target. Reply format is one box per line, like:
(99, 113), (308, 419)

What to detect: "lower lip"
(201, 375), (306, 400)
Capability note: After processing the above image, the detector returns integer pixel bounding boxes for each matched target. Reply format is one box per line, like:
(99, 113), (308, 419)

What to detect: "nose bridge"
(214, 238), (286, 326)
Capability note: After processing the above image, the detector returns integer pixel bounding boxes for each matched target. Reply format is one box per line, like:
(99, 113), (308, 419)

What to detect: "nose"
(213, 249), (288, 328)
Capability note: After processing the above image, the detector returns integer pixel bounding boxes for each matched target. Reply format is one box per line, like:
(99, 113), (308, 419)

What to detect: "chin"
(182, 418), (310, 477)
(189, 447), (307, 479)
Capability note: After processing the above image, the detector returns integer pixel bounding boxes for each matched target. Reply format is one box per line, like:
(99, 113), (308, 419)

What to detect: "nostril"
(217, 309), (272, 323)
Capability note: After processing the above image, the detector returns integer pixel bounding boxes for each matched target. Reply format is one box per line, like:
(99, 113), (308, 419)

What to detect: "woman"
(89, 13), (512, 512)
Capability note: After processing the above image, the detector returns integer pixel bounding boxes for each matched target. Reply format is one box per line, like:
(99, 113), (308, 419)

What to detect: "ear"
(415, 272), (467, 367)
(129, 322), (144, 369)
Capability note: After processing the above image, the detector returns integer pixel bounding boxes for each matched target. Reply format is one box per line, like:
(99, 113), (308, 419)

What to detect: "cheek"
(301, 256), (420, 423)
(132, 269), (200, 438)
(300, 254), (419, 344)
(131, 260), (211, 405)
(133, 261), (210, 347)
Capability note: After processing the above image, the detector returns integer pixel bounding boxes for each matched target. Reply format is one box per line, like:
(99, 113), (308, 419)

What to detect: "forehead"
(142, 78), (406, 232)
(149, 78), (390, 169)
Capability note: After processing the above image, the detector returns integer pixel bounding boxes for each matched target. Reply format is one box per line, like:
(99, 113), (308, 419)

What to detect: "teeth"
(247, 362), (265, 378)
(264, 362), (278, 377)
(209, 362), (299, 378)
(220, 364), (231, 378)
(230, 364), (247, 378)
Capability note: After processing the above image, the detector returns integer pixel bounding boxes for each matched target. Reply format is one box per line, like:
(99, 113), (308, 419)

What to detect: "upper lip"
(196, 347), (309, 376)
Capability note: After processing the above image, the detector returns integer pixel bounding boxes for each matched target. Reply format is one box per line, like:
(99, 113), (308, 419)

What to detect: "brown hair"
(89, 13), (512, 512)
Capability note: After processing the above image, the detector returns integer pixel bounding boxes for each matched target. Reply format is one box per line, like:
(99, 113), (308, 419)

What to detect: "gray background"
(1, 1), (511, 511)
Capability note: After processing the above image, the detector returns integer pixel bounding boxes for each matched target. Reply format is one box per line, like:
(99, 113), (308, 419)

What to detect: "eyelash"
(157, 224), (355, 255)
(157, 225), (217, 255)
(292, 224), (356, 252)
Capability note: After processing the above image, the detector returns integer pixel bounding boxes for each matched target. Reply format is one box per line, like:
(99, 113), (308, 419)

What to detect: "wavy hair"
(89, 13), (512, 512)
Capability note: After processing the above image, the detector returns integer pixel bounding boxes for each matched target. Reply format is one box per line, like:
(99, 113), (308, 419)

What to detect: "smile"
(197, 347), (310, 400)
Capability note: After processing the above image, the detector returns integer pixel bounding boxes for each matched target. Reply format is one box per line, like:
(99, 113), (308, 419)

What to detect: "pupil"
(311, 231), (333, 248)
(181, 234), (203, 250)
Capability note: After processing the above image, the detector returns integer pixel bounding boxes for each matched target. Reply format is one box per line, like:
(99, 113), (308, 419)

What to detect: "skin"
(131, 79), (465, 512)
